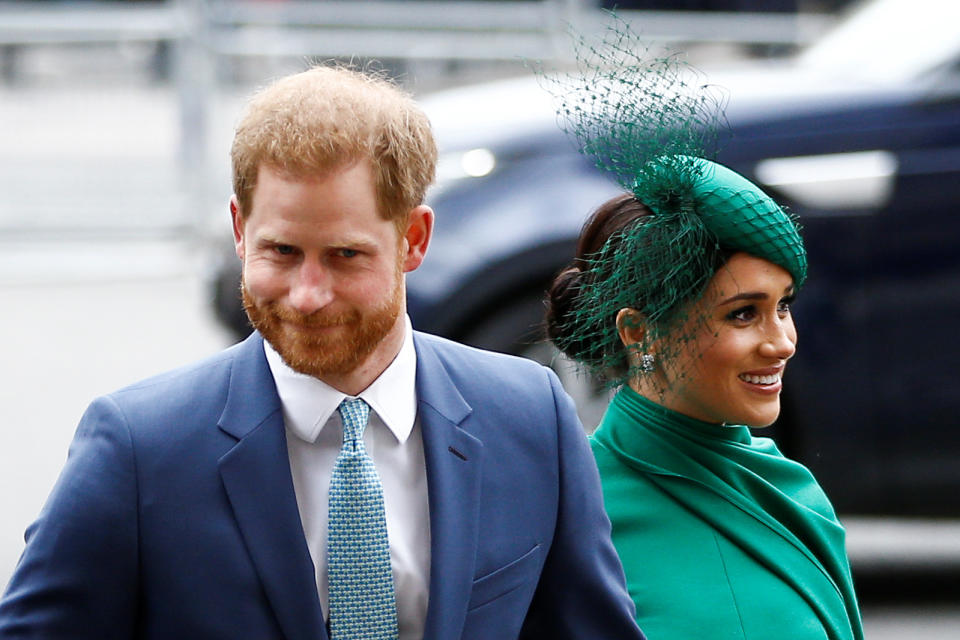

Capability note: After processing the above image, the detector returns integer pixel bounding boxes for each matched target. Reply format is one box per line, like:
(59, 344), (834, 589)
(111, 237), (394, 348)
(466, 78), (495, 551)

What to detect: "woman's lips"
(738, 367), (784, 393)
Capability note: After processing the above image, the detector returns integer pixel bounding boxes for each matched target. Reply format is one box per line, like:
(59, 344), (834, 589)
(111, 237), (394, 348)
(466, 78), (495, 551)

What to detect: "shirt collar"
(264, 316), (418, 444)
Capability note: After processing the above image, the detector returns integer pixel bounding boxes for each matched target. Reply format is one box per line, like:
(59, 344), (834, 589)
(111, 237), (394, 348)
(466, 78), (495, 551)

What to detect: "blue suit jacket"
(0, 331), (643, 639)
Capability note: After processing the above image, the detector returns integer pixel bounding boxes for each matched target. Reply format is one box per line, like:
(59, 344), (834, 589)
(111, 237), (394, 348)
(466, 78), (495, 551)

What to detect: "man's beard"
(242, 273), (404, 380)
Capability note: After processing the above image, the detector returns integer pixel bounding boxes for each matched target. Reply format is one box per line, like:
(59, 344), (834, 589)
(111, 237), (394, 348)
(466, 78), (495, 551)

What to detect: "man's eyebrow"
(253, 231), (287, 243)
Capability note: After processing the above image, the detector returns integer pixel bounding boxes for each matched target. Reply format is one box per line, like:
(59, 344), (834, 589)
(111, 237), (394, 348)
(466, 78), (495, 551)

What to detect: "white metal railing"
(0, 0), (834, 55)
(0, 2), (182, 45)
(0, 0), (835, 238)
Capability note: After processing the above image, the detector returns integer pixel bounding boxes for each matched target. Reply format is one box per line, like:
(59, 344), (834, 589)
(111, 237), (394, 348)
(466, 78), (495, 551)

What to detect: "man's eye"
(338, 248), (359, 258)
(274, 245), (295, 255)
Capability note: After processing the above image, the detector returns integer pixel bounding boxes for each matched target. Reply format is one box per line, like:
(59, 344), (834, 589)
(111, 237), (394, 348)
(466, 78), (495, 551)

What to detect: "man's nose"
(288, 260), (334, 315)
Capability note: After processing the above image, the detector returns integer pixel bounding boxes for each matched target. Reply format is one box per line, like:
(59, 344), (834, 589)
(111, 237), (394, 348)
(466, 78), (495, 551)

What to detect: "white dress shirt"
(264, 317), (430, 640)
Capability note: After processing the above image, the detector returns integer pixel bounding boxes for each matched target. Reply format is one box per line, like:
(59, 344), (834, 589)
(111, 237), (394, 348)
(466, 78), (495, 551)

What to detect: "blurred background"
(1, 0), (958, 635)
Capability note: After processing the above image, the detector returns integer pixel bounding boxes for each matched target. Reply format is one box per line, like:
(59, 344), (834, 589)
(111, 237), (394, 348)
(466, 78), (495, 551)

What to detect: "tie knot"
(337, 398), (370, 444)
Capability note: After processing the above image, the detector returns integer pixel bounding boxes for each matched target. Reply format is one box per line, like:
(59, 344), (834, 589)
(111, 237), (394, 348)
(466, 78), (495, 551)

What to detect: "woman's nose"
(760, 319), (797, 360)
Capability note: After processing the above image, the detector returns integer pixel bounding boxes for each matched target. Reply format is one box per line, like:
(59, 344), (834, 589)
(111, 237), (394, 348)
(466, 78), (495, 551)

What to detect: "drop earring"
(640, 353), (655, 373)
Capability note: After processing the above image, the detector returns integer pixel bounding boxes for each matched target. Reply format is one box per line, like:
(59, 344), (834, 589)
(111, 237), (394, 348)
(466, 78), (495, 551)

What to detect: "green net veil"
(542, 16), (807, 388)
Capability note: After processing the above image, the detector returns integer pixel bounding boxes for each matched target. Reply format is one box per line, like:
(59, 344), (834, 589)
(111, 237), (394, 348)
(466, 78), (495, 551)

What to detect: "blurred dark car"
(211, 0), (960, 518)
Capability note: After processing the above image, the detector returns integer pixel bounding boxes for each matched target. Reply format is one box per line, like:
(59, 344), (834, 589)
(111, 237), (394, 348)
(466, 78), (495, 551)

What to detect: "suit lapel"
(217, 334), (328, 640)
(413, 334), (484, 639)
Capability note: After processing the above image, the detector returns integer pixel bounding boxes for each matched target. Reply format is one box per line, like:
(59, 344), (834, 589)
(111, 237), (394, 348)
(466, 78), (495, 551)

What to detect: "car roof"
(797, 0), (960, 83)
(418, 0), (958, 150)
(420, 75), (561, 151)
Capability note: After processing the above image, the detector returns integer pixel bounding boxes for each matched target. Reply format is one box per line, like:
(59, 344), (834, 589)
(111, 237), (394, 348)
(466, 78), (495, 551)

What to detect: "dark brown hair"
(545, 193), (653, 375)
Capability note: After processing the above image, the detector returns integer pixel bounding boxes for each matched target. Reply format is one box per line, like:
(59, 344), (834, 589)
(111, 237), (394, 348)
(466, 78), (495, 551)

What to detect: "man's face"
(232, 161), (431, 392)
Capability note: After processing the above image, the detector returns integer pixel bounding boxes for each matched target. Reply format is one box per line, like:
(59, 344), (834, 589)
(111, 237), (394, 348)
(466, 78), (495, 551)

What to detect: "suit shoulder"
(97, 338), (256, 427)
(413, 331), (549, 378)
(114, 341), (242, 396)
(412, 331), (564, 414)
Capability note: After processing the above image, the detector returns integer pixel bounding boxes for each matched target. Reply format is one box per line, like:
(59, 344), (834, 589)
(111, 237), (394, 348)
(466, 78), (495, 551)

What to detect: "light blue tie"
(328, 398), (399, 640)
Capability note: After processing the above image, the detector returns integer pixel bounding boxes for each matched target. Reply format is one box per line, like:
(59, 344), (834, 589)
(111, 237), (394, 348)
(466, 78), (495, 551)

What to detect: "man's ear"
(616, 308), (646, 347)
(401, 205), (434, 272)
(230, 195), (245, 261)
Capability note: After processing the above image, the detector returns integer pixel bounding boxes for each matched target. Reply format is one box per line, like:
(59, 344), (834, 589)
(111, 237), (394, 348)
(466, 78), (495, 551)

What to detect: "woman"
(545, 160), (864, 639)
(541, 20), (863, 638)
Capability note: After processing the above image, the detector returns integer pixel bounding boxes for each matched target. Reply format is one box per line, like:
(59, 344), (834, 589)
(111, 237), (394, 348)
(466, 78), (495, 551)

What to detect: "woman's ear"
(616, 308), (646, 347)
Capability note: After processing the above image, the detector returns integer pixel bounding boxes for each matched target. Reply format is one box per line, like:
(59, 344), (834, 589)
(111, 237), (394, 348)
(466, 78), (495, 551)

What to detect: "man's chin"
(269, 331), (365, 379)
(280, 321), (345, 343)
(284, 353), (361, 379)
(243, 285), (405, 382)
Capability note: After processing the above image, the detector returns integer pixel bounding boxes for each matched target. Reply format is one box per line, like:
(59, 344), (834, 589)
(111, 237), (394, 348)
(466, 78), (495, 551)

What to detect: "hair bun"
(544, 194), (653, 380)
(545, 266), (588, 359)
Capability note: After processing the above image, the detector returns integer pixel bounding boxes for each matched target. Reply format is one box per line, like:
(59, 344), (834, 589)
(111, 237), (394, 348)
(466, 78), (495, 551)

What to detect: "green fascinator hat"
(668, 156), (807, 287)
(544, 17), (806, 385)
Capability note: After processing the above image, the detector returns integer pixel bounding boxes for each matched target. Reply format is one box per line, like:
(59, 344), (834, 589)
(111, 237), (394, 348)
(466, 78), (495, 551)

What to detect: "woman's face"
(644, 252), (798, 427)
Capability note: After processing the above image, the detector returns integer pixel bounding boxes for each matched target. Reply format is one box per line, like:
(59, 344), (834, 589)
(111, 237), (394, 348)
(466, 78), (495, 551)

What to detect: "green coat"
(591, 387), (863, 640)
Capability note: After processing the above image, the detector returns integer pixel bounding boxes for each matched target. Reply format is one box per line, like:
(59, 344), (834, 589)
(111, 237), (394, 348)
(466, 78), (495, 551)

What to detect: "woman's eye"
(778, 295), (795, 315)
(727, 306), (756, 323)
